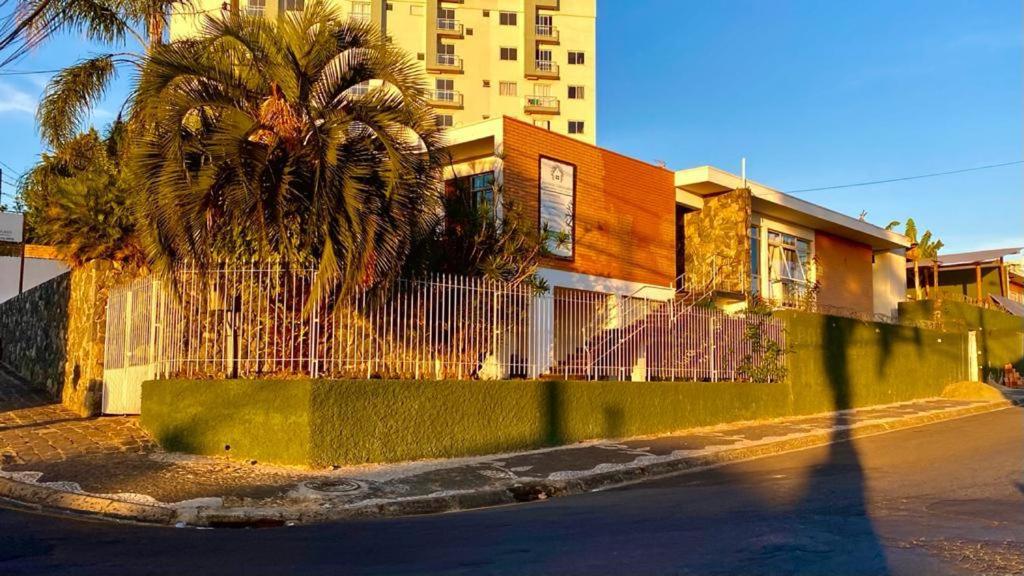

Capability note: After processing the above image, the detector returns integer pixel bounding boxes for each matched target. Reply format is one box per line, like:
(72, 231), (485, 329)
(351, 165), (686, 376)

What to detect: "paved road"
(1, 407), (1021, 576)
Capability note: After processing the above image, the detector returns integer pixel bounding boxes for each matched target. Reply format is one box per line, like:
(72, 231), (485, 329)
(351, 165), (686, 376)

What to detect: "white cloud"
(0, 82), (38, 115)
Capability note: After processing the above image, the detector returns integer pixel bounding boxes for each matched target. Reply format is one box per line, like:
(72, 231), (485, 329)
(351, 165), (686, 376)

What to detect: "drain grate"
(301, 479), (364, 494)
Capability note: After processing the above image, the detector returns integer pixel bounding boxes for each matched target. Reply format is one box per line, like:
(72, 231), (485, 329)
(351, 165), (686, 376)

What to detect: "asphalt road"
(1, 407), (1022, 576)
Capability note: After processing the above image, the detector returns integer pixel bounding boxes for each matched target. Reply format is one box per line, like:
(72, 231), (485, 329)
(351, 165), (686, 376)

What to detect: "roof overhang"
(441, 118), (504, 164)
(674, 165), (910, 251)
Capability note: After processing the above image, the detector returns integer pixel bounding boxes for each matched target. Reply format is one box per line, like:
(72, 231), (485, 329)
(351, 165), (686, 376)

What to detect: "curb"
(0, 399), (1015, 527)
(0, 475), (176, 524)
(189, 398), (1015, 526)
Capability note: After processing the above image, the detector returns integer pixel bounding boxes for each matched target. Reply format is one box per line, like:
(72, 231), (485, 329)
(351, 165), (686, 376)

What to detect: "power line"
(0, 67), (61, 76)
(787, 160), (1024, 194)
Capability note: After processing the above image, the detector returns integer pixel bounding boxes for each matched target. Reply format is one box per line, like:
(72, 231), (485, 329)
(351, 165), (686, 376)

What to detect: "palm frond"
(38, 54), (117, 147)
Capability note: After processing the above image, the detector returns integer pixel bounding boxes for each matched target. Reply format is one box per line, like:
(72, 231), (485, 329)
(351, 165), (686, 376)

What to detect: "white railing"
(535, 24), (557, 39)
(535, 59), (558, 74)
(525, 95), (558, 110)
(435, 53), (462, 69)
(436, 18), (462, 33)
(431, 89), (462, 106)
(102, 265), (785, 411)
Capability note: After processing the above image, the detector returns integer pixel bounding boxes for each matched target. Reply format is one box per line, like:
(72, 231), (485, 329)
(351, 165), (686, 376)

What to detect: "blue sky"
(0, 0), (1021, 252)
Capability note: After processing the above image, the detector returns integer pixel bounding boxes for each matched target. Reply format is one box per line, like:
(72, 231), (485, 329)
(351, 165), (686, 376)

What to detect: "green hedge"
(899, 300), (1024, 377)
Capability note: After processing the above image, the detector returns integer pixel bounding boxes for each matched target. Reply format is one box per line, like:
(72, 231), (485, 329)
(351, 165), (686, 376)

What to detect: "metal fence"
(102, 265), (785, 411)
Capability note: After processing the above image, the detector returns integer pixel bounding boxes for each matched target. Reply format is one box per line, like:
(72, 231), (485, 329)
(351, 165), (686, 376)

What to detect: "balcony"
(528, 59), (559, 79)
(534, 24), (559, 44)
(436, 18), (464, 37)
(348, 13), (370, 24)
(524, 95), (559, 114)
(429, 89), (464, 109)
(428, 53), (463, 73)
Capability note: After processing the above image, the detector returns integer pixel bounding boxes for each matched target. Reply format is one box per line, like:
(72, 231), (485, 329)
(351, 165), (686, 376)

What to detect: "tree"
(127, 3), (443, 304)
(1, 0), (191, 148)
(403, 159), (554, 291)
(17, 121), (145, 266)
(887, 218), (943, 300)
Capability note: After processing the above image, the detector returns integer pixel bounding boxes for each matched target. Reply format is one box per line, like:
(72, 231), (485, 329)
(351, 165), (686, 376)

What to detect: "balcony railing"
(533, 59), (559, 78)
(245, 3), (264, 15)
(429, 89), (463, 108)
(349, 13), (370, 24)
(535, 24), (559, 42)
(524, 95), (559, 113)
(433, 53), (463, 71)
(436, 18), (463, 36)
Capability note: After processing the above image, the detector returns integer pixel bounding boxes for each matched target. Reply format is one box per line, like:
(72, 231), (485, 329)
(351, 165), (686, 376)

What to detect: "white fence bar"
(103, 265), (785, 397)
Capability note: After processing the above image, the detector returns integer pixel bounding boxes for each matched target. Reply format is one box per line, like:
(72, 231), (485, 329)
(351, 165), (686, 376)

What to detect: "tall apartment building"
(170, 0), (597, 143)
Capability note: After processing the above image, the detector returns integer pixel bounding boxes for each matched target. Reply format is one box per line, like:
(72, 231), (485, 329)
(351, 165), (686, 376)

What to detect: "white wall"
(872, 248), (907, 320)
(0, 256), (70, 303)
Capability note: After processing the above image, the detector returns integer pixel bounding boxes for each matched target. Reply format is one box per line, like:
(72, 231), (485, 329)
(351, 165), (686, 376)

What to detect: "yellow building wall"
(169, 0), (597, 143)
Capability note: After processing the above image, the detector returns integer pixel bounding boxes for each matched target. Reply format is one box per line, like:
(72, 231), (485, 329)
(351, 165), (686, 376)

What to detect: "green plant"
(17, 123), (145, 266)
(887, 218), (943, 300)
(127, 3), (444, 304)
(738, 301), (789, 383)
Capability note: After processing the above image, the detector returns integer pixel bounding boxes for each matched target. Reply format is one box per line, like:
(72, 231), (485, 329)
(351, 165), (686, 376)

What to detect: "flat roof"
(917, 247), (1024, 268)
(675, 166), (910, 250)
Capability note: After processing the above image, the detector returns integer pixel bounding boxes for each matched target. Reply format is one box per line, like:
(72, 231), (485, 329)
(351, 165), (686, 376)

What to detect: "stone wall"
(0, 260), (135, 415)
(0, 272), (71, 393)
(683, 189), (752, 294)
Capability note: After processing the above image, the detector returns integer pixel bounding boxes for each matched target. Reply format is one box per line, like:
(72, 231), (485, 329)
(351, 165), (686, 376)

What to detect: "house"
(908, 247), (1024, 314)
(442, 117), (911, 323)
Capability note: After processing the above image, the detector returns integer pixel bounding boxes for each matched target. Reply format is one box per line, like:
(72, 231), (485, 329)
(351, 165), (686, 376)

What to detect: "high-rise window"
(499, 11), (517, 25)
(499, 81), (517, 96)
(568, 120), (584, 134)
(283, 0), (303, 11)
(568, 85), (584, 99)
(350, 1), (370, 22)
(567, 51), (585, 65)
(246, 0), (264, 15)
(500, 47), (518, 61)
(437, 114), (453, 128)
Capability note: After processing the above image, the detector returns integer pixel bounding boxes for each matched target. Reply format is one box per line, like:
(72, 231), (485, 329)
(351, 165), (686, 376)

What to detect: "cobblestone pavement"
(0, 367), (1007, 513)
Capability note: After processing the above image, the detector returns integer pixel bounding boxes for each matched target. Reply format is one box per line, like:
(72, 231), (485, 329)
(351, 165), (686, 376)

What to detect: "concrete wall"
(872, 248), (907, 319)
(0, 255), (70, 304)
(814, 231), (873, 316)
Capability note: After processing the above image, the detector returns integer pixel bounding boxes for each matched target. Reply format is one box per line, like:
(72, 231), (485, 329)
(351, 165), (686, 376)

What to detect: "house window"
(567, 51), (585, 65)
(567, 85), (584, 99)
(499, 11), (517, 26)
(436, 114), (453, 128)
(283, 0), (303, 11)
(500, 47), (518, 61)
(749, 225), (761, 296)
(568, 120), (584, 134)
(470, 172), (495, 209)
(767, 230), (813, 305)
(499, 81), (517, 96)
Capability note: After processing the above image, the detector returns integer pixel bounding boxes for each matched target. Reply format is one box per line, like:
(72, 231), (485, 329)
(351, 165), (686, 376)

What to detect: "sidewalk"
(0, 368), (1016, 527)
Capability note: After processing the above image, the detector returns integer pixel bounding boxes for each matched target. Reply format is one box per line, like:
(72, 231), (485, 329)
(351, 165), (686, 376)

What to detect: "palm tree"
(0, 0), (191, 147)
(127, 2), (443, 304)
(887, 218), (943, 300)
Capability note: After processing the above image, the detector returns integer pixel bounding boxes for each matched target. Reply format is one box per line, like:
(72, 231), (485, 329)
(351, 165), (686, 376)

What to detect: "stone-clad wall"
(0, 260), (135, 415)
(0, 272), (72, 393)
(683, 189), (752, 294)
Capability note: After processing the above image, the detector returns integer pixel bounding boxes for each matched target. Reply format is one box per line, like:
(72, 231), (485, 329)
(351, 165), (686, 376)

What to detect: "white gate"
(102, 278), (161, 414)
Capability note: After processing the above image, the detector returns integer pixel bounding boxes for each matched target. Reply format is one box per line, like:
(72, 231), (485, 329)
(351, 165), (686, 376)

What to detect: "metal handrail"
(535, 24), (558, 38)
(534, 59), (558, 74)
(524, 95), (558, 108)
(430, 89), (463, 105)
(435, 53), (462, 68)
(437, 18), (462, 32)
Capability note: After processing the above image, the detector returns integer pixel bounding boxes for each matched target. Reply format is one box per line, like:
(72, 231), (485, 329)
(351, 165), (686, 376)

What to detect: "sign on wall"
(0, 212), (24, 244)
(539, 157), (575, 258)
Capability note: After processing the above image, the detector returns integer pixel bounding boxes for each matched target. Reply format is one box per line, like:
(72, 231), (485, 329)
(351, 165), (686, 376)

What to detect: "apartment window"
(568, 85), (584, 99)
(436, 114), (453, 128)
(437, 7), (456, 31)
(500, 47), (518, 61)
(499, 81), (517, 96)
(499, 11), (517, 26)
(533, 84), (551, 96)
(437, 43), (457, 66)
(350, 81), (370, 96)
(283, 0), (303, 11)
(536, 13), (552, 36)
(533, 120), (550, 130)
(568, 120), (584, 134)
(567, 51), (585, 65)
(350, 1), (370, 21)
(245, 0), (264, 15)
(435, 78), (455, 102)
